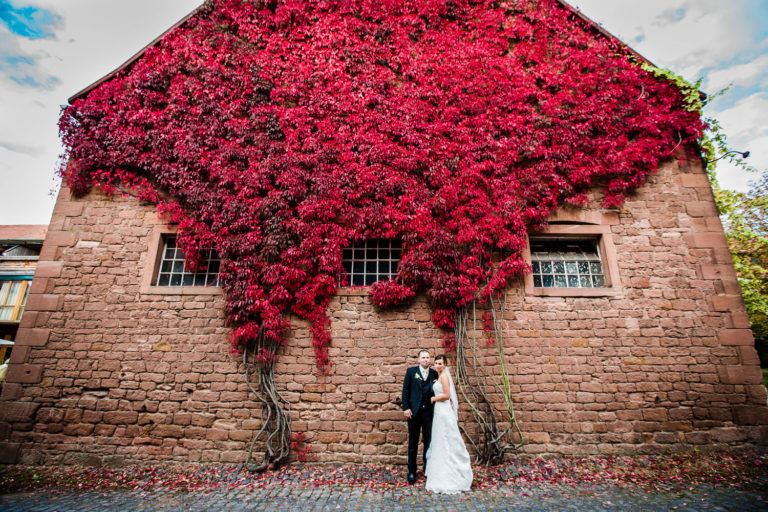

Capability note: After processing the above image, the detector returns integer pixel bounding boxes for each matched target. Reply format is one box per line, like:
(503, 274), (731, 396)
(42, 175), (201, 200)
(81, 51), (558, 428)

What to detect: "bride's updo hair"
(435, 354), (447, 364)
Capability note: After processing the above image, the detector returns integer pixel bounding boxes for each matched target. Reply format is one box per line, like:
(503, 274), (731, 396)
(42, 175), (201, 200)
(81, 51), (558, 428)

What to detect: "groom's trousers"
(407, 409), (433, 476)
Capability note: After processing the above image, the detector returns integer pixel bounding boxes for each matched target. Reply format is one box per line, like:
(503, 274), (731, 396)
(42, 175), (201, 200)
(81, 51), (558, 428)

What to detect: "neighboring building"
(0, 225), (47, 388)
(0, 2), (766, 466)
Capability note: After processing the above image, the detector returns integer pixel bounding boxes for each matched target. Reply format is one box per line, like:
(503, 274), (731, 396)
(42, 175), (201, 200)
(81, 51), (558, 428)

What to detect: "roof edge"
(68, 3), (206, 104)
(69, 1), (654, 105)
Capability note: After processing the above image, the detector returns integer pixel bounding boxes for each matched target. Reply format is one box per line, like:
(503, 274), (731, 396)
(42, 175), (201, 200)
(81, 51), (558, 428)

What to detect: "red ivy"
(59, 0), (704, 371)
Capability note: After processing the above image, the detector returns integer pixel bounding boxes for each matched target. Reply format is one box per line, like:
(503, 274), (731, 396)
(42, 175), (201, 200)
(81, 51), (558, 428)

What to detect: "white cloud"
(708, 92), (768, 143)
(570, 0), (754, 79)
(704, 54), (768, 94)
(0, 27), (60, 89)
(708, 93), (768, 189)
(0, 0), (201, 225)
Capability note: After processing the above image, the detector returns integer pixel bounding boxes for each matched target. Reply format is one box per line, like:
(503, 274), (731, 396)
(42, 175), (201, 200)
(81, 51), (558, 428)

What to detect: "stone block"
(0, 442), (21, 464)
(684, 431), (711, 444)
(719, 365), (761, 385)
(712, 427), (747, 443)
(8, 346), (29, 365)
(719, 329), (755, 346)
(103, 411), (139, 425)
(45, 230), (78, 247)
(52, 201), (84, 217)
(34, 261), (64, 278)
(708, 295), (745, 313)
(733, 406), (768, 426)
(684, 232), (727, 249)
(24, 294), (61, 312)
(0, 402), (39, 423)
(700, 264), (737, 281)
(739, 347), (761, 366)
(14, 328), (50, 347)
(5, 364), (43, 384)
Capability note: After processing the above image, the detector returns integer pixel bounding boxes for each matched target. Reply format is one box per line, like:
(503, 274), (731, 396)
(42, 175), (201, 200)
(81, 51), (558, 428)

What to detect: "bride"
(425, 354), (473, 493)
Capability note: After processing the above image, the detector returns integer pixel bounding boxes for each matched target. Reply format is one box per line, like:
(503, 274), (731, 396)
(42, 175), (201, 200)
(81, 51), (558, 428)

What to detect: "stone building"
(0, 225), (47, 392)
(1, 2), (766, 466)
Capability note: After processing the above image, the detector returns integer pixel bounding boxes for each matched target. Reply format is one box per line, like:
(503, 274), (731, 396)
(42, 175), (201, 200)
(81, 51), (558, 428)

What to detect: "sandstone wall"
(1, 156), (766, 466)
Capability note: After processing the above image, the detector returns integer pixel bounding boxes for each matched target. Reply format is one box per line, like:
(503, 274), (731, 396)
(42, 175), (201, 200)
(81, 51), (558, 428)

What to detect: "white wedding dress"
(425, 370), (473, 493)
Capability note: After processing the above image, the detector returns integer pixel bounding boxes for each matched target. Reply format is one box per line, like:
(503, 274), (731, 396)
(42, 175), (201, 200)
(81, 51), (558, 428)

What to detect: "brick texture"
(2, 157), (767, 466)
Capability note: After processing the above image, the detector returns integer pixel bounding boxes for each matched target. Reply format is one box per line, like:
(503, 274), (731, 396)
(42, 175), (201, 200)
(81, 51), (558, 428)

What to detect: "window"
(341, 240), (401, 286)
(523, 223), (621, 297)
(531, 239), (605, 288)
(0, 280), (30, 322)
(155, 237), (220, 287)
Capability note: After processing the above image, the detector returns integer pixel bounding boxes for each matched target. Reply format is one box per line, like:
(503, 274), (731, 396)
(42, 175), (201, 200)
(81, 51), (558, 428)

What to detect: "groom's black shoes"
(408, 473), (416, 485)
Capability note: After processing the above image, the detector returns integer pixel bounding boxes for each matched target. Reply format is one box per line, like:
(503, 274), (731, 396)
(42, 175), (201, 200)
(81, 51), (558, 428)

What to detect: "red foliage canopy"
(59, 0), (704, 371)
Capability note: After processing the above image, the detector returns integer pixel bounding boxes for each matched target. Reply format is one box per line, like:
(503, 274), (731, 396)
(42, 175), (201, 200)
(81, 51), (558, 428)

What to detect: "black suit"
(402, 365), (438, 477)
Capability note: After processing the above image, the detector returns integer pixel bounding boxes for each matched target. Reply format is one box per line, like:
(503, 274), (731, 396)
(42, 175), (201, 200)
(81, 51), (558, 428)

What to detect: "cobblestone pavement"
(2, 482), (767, 511)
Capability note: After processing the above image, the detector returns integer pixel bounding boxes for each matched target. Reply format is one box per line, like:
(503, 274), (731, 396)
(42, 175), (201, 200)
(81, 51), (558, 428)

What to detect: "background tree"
(715, 172), (768, 366)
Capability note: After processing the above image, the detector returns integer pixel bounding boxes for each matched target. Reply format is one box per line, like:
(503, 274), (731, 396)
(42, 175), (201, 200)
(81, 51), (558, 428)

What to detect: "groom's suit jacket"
(402, 366), (438, 415)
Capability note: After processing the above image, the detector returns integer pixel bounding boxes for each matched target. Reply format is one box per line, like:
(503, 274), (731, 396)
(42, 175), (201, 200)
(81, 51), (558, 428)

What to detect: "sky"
(0, 1), (766, 226)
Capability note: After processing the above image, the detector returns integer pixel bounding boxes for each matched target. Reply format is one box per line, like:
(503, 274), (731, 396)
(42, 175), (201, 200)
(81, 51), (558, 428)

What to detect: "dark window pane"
(579, 275), (591, 287)
(208, 261), (220, 274)
(568, 275), (579, 287)
(553, 262), (565, 274)
(531, 261), (540, 273)
(542, 275), (553, 287)
(182, 274), (194, 286)
(578, 262), (590, 274)
(533, 275), (541, 287)
(194, 274), (206, 286)
(554, 275), (567, 287)
(161, 261), (173, 273)
(157, 274), (170, 286)
(593, 275), (605, 287)
(541, 262), (552, 274)
(566, 262), (578, 274)
(173, 261), (184, 273)
(170, 274), (182, 286)
(338, 239), (402, 287)
(590, 262), (602, 274)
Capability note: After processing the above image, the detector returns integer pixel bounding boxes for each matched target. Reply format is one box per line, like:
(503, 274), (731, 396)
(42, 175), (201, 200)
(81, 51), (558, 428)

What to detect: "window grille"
(156, 237), (220, 287)
(0, 280), (30, 322)
(530, 238), (605, 288)
(341, 240), (401, 286)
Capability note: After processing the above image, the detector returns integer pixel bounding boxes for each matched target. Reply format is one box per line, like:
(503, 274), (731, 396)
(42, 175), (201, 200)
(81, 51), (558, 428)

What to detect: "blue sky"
(0, 0), (766, 225)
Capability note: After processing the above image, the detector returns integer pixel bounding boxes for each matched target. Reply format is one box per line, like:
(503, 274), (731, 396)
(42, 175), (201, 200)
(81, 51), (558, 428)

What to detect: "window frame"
(0, 279), (30, 323)
(523, 224), (622, 297)
(339, 239), (402, 289)
(140, 227), (222, 296)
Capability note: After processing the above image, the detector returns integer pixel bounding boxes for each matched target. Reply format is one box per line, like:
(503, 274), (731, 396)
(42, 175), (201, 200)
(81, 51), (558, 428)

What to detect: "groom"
(402, 349), (438, 484)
